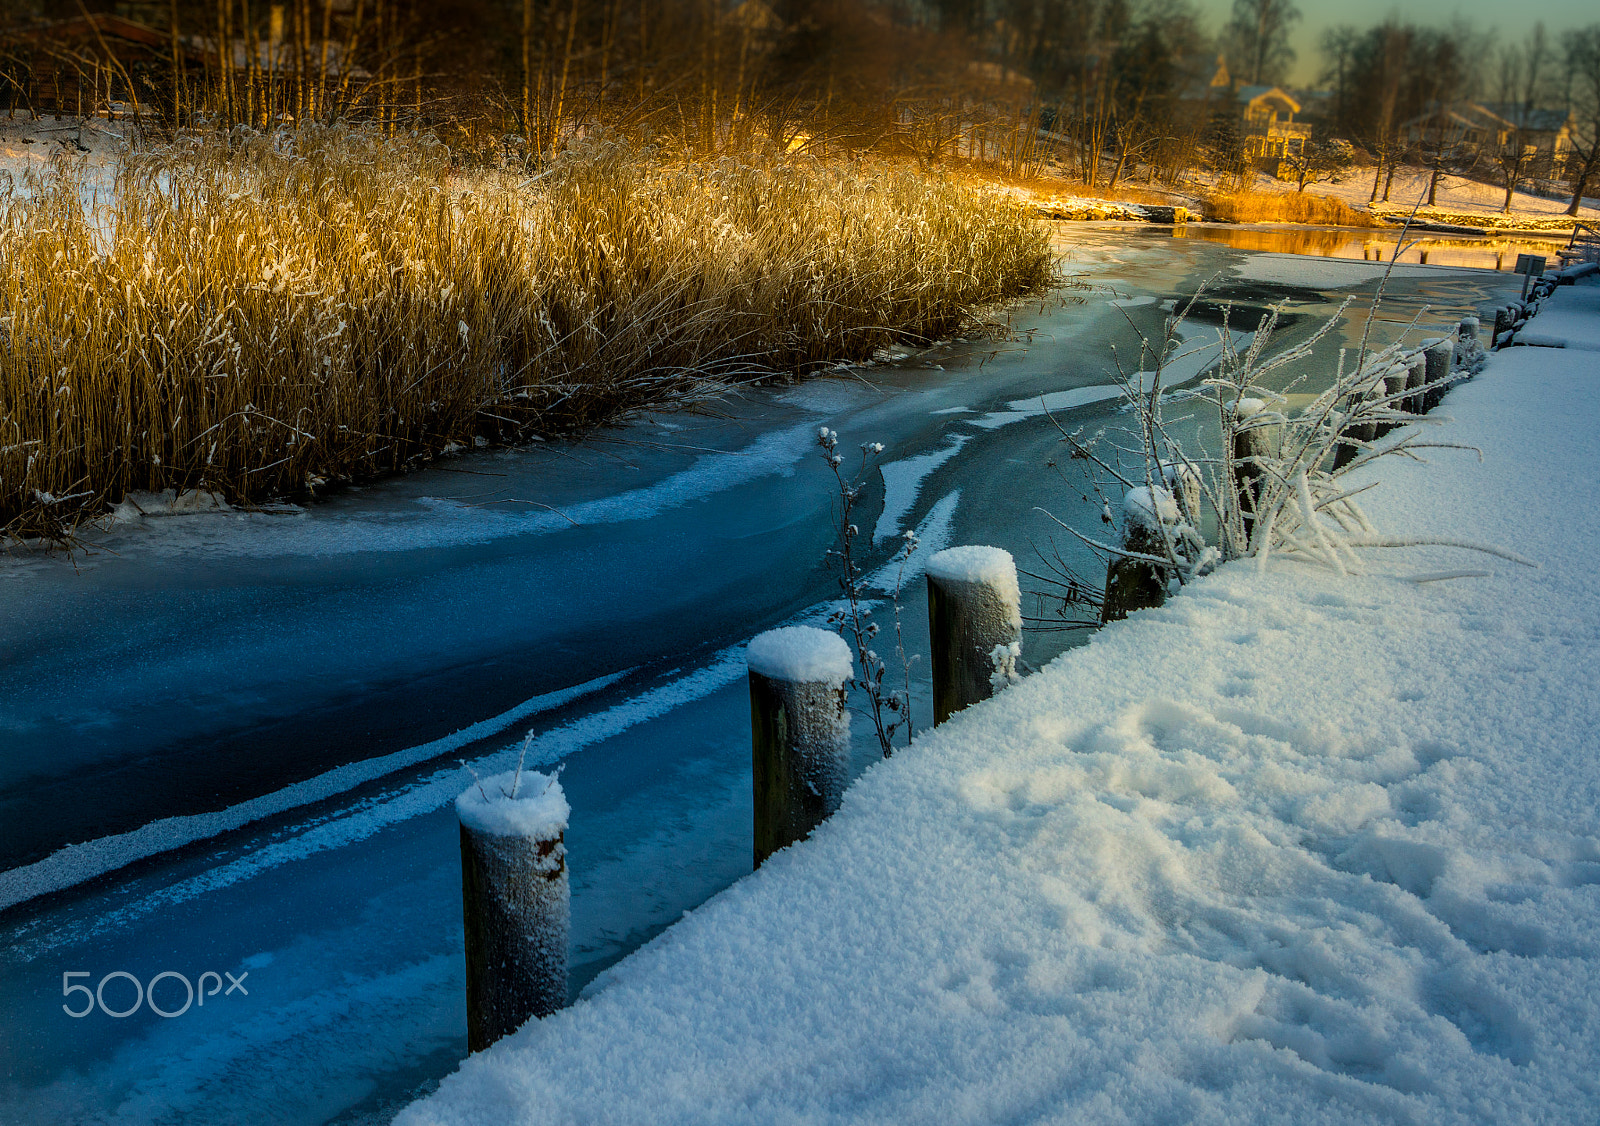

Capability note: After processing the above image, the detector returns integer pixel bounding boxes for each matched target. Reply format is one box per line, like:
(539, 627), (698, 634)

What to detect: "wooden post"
(457, 770), (570, 1053)
(1456, 316), (1486, 376)
(1403, 353), (1427, 416)
(1375, 361), (1409, 437)
(1101, 489), (1179, 623)
(1423, 337), (1455, 411)
(927, 546), (1023, 725)
(748, 626), (852, 867)
(1492, 306), (1513, 351)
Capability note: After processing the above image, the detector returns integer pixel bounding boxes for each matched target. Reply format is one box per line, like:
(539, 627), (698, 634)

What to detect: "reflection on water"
(1169, 223), (1568, 272)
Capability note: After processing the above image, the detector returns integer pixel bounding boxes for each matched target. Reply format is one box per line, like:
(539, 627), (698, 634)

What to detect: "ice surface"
(0, 672), (623, 912)
(746, 627), (853, 686)
(456, 770), (569, 841)
(1231, 253), (1452, 288)
(967, 327), (1241, 431)
(401, 284), (1600, 1125)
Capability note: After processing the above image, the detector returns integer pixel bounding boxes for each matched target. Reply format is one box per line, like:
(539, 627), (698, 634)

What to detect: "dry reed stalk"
(0, 126), (1052, 541)
(1207, 191), (1380, 228)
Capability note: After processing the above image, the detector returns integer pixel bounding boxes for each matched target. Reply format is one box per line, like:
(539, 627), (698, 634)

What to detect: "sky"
(1190, 0), (1598, 87)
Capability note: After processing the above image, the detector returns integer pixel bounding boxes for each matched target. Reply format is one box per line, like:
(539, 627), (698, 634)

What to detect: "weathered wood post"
(457, 769), (570, 1053)
(1375, 361), (1409, 438)
(1102, 487), (1178, 623)
(1422, 336), (1455, 411)
(1403, 352), (1427, 416)
(748, 626), (852, 867)
(1231, 397), (1272, 533)
(927, 546), (1023, 725)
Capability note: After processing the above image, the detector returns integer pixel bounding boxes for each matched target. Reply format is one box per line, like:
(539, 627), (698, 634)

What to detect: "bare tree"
(1563, 25), (1600, 214)
(1223, 0), (1300, 87)
(1491, 25), (1554, 213)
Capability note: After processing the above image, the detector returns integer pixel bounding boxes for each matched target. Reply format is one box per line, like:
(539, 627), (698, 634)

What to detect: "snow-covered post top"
(747, 626), (854, 687)
(747, 627), (852, 867)
(456, 768), (571, 1052)
(1374, 361), (1410, 437)
(926, 546), (1022, 726)
(1123, 485), (1180, 533)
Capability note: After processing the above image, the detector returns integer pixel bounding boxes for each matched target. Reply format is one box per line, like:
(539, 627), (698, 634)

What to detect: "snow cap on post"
(747, 626), (853, 687)
(456, 770), (570, 841)
(1228, 397), (1266, 420)
(1124, 485), (1180, 532)
(926, 545), (1021, 622)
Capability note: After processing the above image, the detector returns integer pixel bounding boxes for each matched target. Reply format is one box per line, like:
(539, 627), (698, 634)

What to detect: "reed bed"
(0, 126), (1053, 540)
(1207, 190), (1379, 228)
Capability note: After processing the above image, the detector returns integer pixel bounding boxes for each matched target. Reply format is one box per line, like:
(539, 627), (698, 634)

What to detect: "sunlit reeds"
(0, 126), (1053, 539)
(1207, 191), (1379, 228)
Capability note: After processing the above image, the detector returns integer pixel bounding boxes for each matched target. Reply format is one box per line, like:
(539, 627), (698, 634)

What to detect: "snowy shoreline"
(398, 280), (1600, 1124)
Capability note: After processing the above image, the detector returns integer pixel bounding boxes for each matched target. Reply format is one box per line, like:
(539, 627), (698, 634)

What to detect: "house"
(1174, 58), (1312, 169)
(1404, 101), (1575, 177)
(1235, 85), (1311, 163)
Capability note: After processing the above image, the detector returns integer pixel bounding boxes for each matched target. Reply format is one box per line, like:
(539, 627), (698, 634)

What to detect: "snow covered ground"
(0, 116), (129, 184)
(1247, 165), (1599, 227)
(399, 283), (1600, 1125)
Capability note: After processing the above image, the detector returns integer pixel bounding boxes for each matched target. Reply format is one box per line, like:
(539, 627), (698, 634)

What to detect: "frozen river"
(0, 226), (1521, 1125)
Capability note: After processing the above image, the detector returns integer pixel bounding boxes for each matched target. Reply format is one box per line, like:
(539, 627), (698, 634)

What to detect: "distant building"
(1235, 85), (1310, 164)
(1176, 57), (1312, 172)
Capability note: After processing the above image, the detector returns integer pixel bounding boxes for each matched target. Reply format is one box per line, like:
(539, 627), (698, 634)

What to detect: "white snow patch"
(1232, 253), (1457, 288)
(456, 770), (569, 840)
(862, 491), (960, 593)
(746, 627), (853, 686)
(112, 489), (234, 522)
(926, 544), (1017, 591)
(874, 437), (968, 542)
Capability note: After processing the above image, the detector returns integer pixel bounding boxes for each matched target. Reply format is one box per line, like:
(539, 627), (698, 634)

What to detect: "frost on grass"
(746, 626), (853, 687)
(1047, 258), (1528, 609)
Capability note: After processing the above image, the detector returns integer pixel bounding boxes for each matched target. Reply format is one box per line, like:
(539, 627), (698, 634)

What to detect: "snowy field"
(400, 283), (1600, 1124)
(1247, 165), (1599, 225)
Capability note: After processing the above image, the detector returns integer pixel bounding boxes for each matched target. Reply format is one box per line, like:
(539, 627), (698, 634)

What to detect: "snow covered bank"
(399, 284), (1600, 1126)
(1239, 165), (1599, 229)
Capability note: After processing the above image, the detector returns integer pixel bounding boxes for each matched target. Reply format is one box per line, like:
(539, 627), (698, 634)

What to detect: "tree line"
(0, 0), (1596, 211)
